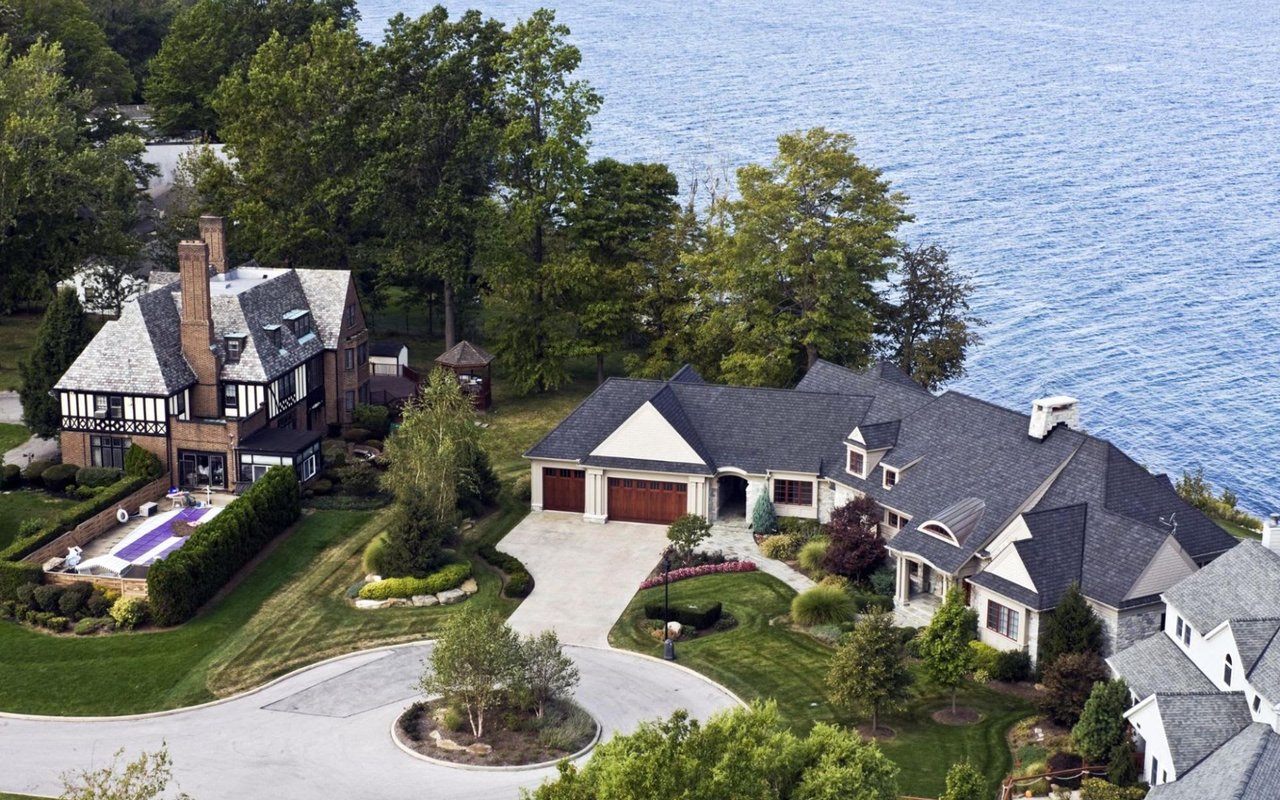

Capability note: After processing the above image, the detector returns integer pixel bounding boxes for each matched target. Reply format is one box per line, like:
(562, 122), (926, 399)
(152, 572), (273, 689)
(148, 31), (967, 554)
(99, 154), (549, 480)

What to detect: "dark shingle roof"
(968, 571), (1041, 609)
(436, 340), (494, 367)
(1164, 542), (1280, 634)
(370, 341), (404, 358)
(1013, 504), (1087, 608)
(855, 420), (900, 450)
(1107, 633), (1216, 699)
(1148, 723), (1280, 800)
(669, 364), (705, 383)
(293, 268), (355, 350)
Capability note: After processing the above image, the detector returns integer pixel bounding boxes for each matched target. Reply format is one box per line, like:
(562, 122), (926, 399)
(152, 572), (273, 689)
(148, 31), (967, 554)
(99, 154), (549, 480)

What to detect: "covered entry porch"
(892, 554), (960, 627)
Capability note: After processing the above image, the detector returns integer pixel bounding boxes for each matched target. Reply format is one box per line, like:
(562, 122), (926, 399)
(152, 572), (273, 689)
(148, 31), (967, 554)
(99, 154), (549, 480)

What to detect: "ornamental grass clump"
(791, 584), (856, 626)
(797, 538), (829, 575)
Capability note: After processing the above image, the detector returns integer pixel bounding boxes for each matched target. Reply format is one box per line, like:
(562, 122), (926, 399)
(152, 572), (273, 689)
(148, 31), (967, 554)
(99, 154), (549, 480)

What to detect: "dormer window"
(263, 323), (282, 349)
(283, 309), (311, 338)
(883, 467), (899, 489)
(225, 335), (244, 364)
(848, 448), (866, 477)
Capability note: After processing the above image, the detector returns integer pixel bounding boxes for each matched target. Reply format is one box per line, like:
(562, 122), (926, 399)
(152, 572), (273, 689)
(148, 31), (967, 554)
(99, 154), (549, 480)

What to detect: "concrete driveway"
(0, 643), (741, 800)
(500, 512), (670, 647)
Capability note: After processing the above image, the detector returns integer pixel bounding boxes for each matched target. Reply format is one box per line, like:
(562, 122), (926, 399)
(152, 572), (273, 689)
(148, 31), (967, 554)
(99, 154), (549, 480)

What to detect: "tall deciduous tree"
(211, 20), (371, 269)
(0, 38), (150, 311)
(878, 244), (984, 391)
(421, 608), (523, 739)
(827, 611), (912, 733)
(919, 586), (978, 713)
(361, 8), (506, 350)
(822, 495), (886, 580)
(1037, 583), (1104, 672)
(482, 8), (601, 394)
(691, 128), (911, 386)
(526, 701), (900, 800)
(85, 0), (179, 102)
(1072, 679), (1130, 763)
(146, 0), (356, 135)
(3, 0), (134, 102)
(518, 630), (579, 719)
(19, 287), (92, 438)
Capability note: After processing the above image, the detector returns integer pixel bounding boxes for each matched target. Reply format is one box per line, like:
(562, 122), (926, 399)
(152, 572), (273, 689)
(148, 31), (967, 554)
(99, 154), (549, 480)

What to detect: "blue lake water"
(357, 0), (1280, 515)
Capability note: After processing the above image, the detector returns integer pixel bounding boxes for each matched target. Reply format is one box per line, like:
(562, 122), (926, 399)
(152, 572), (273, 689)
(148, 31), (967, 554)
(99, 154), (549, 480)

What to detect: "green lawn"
(0, 422), (29, 453)
(0, 503), (527, 715)
(0, 314), (41, 391)
(0, 489), (77, 550)
(608, 572), (1032, 798)
(1213, 514), (1261, 540)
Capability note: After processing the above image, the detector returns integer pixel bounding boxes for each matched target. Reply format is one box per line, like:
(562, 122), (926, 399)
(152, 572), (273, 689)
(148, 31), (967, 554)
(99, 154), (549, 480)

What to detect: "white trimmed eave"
(1123, 692), (1159, 721)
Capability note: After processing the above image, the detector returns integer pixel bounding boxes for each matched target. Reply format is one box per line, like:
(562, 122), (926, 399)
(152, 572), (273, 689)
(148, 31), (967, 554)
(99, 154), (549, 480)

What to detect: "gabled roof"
(1155, 692), (1254, 775)
(369, 341), (404, 358)
(56, 289), (195, 395)
(293, 268), (356, 350)
(1164, 542), (1280, 634)
(436, 340), (494, 367)
(1107, 633), (1216, 699)
(1012, 504), (1087, 607)
(1148, 723), (1280, 800)
(669, 364), (705, 383)
(852, 420), (900, 450)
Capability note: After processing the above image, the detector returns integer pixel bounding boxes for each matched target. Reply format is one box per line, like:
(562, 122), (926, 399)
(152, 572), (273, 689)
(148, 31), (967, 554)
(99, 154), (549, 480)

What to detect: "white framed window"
(847, 448), (865, 477)
(885, 509), (906, 529)
(882, 467), (899, 489)
(986, 600), (1019, 640)
(1183, 621), (1192, 647)
(302, 454), (317, 481)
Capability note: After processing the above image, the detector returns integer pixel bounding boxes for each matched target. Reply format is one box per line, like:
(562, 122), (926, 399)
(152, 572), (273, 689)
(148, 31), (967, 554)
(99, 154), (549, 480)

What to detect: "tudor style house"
(526, 360), (1237, 659)
(1108, 528), (1280, 797)
(55, 216), (370, 490)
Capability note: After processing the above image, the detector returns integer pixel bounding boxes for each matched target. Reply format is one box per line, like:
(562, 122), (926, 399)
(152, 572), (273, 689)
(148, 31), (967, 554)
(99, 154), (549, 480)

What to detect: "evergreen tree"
(1037, 583), (1104, 671)
(826, 611), (912, 733)
(380, 495), (449, 578)
(19, 287), (92, 438)
(919, 586), (978, 713)
(939, 761), (986, 800)
(1040, 652), (1109, 727)
(1072, 679), (1131, 763)
(751, 491), (777, 534)
(1107, 739), (1140, 786)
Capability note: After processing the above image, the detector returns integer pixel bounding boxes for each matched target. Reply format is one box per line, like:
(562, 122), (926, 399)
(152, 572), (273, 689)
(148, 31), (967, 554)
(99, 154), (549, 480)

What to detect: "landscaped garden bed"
(395, 697), (597, 767)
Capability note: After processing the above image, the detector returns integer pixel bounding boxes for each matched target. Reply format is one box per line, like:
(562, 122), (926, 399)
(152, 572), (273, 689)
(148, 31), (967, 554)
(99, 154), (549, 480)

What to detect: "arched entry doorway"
(717, 474), (748, 519)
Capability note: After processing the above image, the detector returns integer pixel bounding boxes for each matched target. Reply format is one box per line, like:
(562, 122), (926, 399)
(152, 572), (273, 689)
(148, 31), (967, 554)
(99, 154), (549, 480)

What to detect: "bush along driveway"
(608, 571), (1033, 798)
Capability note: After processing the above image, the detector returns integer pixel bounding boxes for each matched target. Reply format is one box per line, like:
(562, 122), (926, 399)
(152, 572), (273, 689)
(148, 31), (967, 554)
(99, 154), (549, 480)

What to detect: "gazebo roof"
(435, 340), (495, 368)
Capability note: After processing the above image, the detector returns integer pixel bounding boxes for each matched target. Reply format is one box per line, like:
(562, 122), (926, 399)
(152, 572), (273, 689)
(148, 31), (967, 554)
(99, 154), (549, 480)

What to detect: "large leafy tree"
(527, 701), (900, 800)
(2, 0), (134, 102)
(568, 158), (680, 383)
(19, 287), (93, 438)
(482, 8), (601, 394)
(1037, 582), (1104, 672)
(211, 20), (371, 269)
(360, 8), (506, 350)
(0, 38), (150, 311)
(1072, 679), (1131, 763)
(918, 586), (978, 713)
(691, 128), (911, 387)
(826, 611), (912, 734)
(939, 761), (986, 800)
(878, 244), (984, 391)
(421, 608), (523, 739)
(85, 0), (178, 102)
(146, 0), (356, 135)
(1040, 651), (1109, 727)
(822, 494), (886, 580)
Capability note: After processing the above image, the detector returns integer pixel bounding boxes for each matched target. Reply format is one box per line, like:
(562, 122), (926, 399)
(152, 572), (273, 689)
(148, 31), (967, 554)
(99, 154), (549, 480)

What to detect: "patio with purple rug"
(63, 501), (226, 579)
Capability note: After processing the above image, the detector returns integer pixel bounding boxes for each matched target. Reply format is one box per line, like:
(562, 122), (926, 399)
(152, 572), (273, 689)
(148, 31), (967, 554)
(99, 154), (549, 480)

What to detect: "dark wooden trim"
(61, 417), (168, 436)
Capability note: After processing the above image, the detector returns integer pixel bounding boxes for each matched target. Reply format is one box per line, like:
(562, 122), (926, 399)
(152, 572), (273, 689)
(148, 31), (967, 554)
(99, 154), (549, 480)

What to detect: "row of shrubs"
(638, 560), (757, 589)
(358, 562), (472, 600)
(0, 473), (151, 563)
(969, 639), (1034, 682)
(643, 600), (723, 629)
(477, 545), (534, 598)
(147, 466), (301, 626)
(1, 590), (149, 633)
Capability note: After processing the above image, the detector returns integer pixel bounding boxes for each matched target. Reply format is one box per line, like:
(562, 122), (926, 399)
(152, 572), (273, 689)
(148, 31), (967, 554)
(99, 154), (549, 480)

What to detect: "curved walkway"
(0, 643), (740, 799)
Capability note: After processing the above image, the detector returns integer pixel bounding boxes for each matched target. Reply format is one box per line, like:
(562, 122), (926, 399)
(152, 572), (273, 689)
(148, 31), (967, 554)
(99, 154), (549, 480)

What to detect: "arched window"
(1224, 653), (1234, 686)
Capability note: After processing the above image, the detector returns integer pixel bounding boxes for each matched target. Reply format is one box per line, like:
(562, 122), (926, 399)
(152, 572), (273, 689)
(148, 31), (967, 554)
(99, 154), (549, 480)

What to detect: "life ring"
(116, 508), (128, 524)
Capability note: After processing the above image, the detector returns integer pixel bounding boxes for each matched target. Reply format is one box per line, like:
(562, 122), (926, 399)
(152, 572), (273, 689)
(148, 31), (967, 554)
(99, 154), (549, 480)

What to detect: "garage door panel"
(607, 477), (686, 524)
(543, 468), (585, 512)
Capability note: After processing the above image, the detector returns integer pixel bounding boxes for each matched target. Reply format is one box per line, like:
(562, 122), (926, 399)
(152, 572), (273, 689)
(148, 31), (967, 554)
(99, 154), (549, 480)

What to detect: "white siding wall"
(60, 391), (167, 422)
(1126, 698), (1174, 785)
(971, 584), (1034, 654)
(589, 402), (705, 465)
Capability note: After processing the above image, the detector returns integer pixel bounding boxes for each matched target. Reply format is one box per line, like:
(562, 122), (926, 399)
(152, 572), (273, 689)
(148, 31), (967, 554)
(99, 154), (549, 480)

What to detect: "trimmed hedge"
(147, 466), (301, 625)
(0, 474), (150, 561)
(357, 562), (472, 600)
(643, 600), (722, 629)
(478, 545), (535, 598)
(1, 463), (20, 488)
(75, 466), (122, 488)
(0, 561), (41, 602)
(638, 560), (757, 589)
(23, 460), (53, 482)
(41, 463), (79, 492)
(993, 649), (1033, 682)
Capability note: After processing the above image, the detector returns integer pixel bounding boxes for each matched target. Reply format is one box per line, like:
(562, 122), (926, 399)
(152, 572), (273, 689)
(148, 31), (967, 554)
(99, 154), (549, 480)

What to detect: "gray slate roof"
(293, 268), (354, 350)
(1157, 692), (1254, 775)
(1107, 633), (1216, 699)
(1164, 542), (1280, 634)
(436, 339), (494, 367)
(56, 289), (195, 395)
(1148, 724), (1280, 800)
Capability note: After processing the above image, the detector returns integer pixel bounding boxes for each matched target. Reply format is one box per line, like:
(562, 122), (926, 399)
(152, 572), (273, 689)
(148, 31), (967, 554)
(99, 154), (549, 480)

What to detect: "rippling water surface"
(357, 0), (1279, 514)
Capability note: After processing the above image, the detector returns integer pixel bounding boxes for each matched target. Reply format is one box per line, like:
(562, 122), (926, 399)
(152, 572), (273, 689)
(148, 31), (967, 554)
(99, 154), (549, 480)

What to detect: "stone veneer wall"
(1116, 604), (1167, 655)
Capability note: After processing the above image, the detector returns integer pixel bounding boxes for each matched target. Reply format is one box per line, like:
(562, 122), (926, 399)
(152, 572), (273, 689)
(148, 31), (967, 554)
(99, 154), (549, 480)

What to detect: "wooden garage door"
(607, 477), (687, 524)
(543, 467), (585, 512)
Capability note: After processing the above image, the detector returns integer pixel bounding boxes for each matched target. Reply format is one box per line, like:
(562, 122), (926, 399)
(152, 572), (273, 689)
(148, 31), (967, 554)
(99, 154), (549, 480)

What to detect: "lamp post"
(663, 547), (676, 661)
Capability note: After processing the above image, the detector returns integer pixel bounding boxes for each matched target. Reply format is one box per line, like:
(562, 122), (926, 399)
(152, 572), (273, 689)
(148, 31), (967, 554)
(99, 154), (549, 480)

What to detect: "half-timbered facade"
(55, 216), (369, 491)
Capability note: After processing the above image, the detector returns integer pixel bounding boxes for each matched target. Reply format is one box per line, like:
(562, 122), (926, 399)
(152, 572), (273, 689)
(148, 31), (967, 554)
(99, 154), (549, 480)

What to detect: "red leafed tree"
(823, 495), (886, 580)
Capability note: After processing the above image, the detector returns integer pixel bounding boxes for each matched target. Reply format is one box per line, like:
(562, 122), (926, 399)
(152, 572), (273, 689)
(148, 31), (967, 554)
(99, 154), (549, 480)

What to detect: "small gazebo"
(435, 340), (495, 410)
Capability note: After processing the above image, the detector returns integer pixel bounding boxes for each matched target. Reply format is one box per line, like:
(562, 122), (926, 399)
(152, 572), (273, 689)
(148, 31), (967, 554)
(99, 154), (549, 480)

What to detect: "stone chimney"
(1263, 514), (1280, 554)
(178, 240), (219, 418)
(198, 215), (228, 275)
(1028, 396), (1080, 440)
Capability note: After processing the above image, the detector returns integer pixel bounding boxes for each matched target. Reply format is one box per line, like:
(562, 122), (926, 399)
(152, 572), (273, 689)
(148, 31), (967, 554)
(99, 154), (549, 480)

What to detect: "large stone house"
(55, 216), (370, 490)
(1108, 529), (1280, 797)
(526, 360), (1236, 659)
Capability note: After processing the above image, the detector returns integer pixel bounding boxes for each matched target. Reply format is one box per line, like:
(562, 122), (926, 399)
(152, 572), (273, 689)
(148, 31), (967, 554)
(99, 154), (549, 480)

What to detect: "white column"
(584, 468), (607, 523)
(687, 477), (707, 517)
(896, 556), (910, 605)
(530, 463), (544, 511)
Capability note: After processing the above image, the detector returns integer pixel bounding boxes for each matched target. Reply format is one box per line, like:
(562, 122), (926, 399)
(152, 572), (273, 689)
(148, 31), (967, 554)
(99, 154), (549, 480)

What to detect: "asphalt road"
(0, 643), (741, 799)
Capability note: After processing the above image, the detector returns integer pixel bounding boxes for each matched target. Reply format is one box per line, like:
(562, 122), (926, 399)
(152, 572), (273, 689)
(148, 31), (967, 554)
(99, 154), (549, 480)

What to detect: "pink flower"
(639, 560), (758, 589)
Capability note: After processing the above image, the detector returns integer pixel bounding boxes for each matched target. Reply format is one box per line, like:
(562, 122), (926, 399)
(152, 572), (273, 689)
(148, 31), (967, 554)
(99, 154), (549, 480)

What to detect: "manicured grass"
(0, 489), (77, 550)
(0, 504), (526, 715)
(1213, 514), (1261, 540)
(0, 422), (29, 453)
(0, 314), (41, 391)
(609, 572), (1033, 798)
(0, 793), (50, 800)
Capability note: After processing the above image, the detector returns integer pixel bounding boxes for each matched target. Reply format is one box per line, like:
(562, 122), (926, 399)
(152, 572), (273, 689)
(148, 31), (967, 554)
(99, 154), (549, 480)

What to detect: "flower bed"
(639, 560), (756, 589)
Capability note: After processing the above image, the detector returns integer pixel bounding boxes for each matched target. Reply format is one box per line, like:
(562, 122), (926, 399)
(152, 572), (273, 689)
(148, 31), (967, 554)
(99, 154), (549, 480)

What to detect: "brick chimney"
(198, 215), (228, 275)
(178, 240), (219, 418)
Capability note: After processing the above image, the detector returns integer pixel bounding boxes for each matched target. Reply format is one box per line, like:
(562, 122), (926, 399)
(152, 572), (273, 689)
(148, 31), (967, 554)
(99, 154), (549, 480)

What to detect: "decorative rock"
(465, 742), (492, 756)
(385, 598), (410, 607)
(429, 730), (467, 752)
(355, 599), (384, 610)
(665, 621), (683, 639)
(364, 574), (382, 583)
(411, 594), (439, 607)
(436, 588), (467, 605)
(459, 578), (479, 595)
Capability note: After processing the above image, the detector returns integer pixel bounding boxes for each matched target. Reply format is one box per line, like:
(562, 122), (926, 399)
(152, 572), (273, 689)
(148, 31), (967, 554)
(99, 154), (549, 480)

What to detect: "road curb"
(389, 704), (602, 772)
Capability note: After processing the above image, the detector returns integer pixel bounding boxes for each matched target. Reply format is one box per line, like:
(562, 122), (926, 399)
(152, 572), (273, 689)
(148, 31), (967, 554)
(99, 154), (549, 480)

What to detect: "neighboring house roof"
(55, 289), (195, 395)
(1107, 633), (1216, 699)
(370, 341), (404, 358)
(1148, 723), (1280, 800)
(1156, 692), (1254, 775)
(436, 340), (494, 367)
(1164, 542), (1280, 634)
(669, 364), (705, 383)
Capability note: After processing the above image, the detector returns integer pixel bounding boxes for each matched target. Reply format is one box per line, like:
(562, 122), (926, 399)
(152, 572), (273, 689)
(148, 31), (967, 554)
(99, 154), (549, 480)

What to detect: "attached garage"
(542, 467), (585, 512)
(607, 477), (687, 524)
